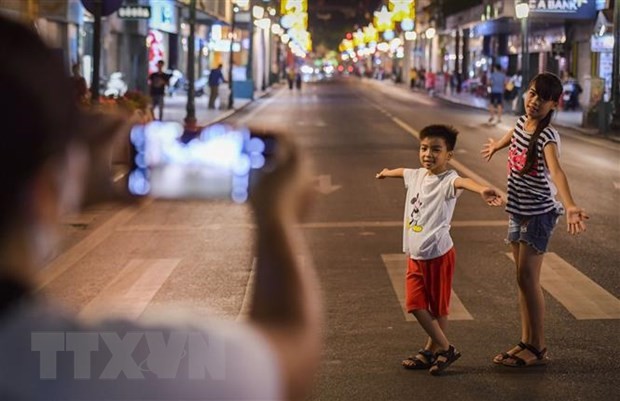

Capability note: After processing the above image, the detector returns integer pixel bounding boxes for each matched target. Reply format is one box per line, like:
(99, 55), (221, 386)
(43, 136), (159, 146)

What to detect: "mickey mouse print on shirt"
(407, 192), (424, 232)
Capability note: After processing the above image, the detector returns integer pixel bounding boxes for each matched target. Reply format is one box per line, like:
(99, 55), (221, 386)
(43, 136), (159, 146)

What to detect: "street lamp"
(515, 1), (530, 115)
(426, 27), (436, 72)
(185, 0), (197, 122)
(611, 0), (620, 131)
(228, 3), (238, 109)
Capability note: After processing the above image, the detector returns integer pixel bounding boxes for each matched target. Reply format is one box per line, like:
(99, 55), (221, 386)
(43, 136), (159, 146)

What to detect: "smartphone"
(127, 122), (277, 202)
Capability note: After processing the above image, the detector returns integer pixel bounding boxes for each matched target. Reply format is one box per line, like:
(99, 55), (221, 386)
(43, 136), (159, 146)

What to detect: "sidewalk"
(158, 87), (251, 127)
(432, 89), (597, 135)
(370, 77), (620, 141)
(157, 82), (281, 126)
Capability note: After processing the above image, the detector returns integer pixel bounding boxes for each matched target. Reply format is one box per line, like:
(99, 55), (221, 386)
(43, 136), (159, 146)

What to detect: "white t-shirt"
(0, 298), (282, 400)
(402, 168), (462, 260)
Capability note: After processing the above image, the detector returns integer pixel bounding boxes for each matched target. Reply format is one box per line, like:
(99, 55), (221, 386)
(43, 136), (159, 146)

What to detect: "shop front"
(147, 0), (178, 74)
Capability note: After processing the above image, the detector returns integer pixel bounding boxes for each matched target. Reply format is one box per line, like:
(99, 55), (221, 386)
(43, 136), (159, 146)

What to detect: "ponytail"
(518, 110), (553, 176)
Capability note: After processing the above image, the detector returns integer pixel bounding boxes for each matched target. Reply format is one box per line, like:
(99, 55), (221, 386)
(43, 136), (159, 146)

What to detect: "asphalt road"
(48, 77), (620, 401)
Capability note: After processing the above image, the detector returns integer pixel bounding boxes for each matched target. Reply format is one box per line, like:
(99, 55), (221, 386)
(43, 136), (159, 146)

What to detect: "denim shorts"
(505, 210), (561, 254)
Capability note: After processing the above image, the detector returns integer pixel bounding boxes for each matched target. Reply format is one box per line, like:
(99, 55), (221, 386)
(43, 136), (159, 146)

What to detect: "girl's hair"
(519, 73), (563, 176)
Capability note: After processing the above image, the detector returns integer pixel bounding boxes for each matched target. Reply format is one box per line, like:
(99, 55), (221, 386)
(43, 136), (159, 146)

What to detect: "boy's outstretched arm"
(481, 129), (513, 161)
(454, 177), (503, 206)
(376, 168), (405, 179)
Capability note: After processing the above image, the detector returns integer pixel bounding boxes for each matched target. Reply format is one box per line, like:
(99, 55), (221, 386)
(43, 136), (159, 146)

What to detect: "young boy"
(376, 125), (502, 375)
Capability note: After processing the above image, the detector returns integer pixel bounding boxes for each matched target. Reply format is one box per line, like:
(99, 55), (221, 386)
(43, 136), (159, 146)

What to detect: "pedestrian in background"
(488, 64), (507, 123)
(208, 63), (226, 109)
(481, 73), (588, 368)
(286, 66), (296, 89)
(0, 15), (322, 400)
(70, 62), (89, 106)
(148, 59), (171, 120)
(510, 70), (523, 111)
(562, 72), (582, 111)
(376, 125), (502, 375)
(409, 67), (418, 90)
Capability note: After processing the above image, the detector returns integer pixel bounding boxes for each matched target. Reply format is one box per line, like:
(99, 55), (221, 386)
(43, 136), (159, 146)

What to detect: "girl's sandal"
(402, 349), (435, 370)
(501, 343), (549, 367)
(493, 341), (527, 364)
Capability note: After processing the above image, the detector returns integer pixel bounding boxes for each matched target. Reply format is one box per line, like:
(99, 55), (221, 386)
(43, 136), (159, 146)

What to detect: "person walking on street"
(208, 63), (226, 109)
(481, 73), (588, 368)
(148, 60), (171, 120)
(410, 67), (418, 89)
(488, 64), (507, 123)
(0, 15), (322, 400)
(376, 125), (503, 375)
(562, 72), (582, 111)
(70, 62), (89, 106)
(510, 70), (523, 111)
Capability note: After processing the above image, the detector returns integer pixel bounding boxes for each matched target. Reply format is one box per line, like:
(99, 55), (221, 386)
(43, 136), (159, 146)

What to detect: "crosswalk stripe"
(236, 258), (256, 321)
(117, 220), (508, 231)
(381, 254), (474, 321)
(506, 252), (620, 319)
(38, 200), (153, 289)
(79, 258), (181, 321)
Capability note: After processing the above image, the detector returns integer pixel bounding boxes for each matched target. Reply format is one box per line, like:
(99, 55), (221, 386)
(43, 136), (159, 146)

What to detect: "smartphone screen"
(127, 122), (276, 202)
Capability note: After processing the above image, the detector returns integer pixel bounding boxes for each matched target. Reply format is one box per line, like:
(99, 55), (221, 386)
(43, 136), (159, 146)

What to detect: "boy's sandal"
(402, 349), (435, 370)
(501, 343), (549, 367)
(493, 341), (527, 364)
(429, 345), (461, 376)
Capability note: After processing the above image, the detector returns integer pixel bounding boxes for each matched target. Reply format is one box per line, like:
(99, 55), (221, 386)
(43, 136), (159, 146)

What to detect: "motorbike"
(183, 75), (208, 97)
(166, 69), (184, 97)
(103, 72), (128, 97)
(562, 81), (582, 111)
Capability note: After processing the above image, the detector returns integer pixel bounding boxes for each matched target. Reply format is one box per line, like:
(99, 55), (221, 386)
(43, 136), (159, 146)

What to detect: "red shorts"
(405, 248), (455, 317)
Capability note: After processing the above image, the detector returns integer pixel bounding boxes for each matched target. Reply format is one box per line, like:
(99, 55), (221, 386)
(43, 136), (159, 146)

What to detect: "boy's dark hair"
(419, 125), (459, 151)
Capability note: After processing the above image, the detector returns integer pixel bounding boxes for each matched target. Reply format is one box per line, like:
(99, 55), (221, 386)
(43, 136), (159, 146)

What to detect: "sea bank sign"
(527, 0), (597, 19)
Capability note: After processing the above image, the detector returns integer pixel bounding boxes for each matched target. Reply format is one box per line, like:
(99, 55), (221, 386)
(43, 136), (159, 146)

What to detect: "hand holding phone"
(128, 122), (279, 203)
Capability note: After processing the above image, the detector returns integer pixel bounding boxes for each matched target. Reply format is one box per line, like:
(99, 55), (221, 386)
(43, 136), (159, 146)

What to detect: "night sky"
(307, 0), (483, 55)
(308, 0), (383, 54)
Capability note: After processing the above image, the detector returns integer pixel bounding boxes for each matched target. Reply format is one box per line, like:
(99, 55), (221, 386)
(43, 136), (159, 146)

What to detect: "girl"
(480, 73), (588, 367)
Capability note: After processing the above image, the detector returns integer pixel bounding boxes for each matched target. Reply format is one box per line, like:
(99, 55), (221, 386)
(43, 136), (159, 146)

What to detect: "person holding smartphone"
(0, 16), (321, 401)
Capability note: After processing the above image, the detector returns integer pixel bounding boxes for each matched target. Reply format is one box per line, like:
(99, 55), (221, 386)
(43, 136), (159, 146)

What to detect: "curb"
(203, 84), (280, 126)
(364, 78), (620, 144)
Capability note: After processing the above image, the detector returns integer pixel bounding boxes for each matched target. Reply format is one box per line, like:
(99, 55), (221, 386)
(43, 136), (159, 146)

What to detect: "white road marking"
(38, 200), (153, 289)
(236, 258), (256, 321)
(315, 174), (342, 195)
(116, 220), (507, 231)
(79, 258), (181, 320)
(382, 254), (474, 321)
(506, 252), (620, 320)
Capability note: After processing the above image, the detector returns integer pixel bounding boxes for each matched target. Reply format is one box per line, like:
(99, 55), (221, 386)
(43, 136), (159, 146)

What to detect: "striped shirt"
(506, 115), (563, 216)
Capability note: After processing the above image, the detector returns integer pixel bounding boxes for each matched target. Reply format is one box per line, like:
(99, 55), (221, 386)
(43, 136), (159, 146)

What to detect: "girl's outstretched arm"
(454, 177), (503, 206)
(543, 143), (589, 234)
(376, 168), (405, 179)
(481, 129), (513, 161)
